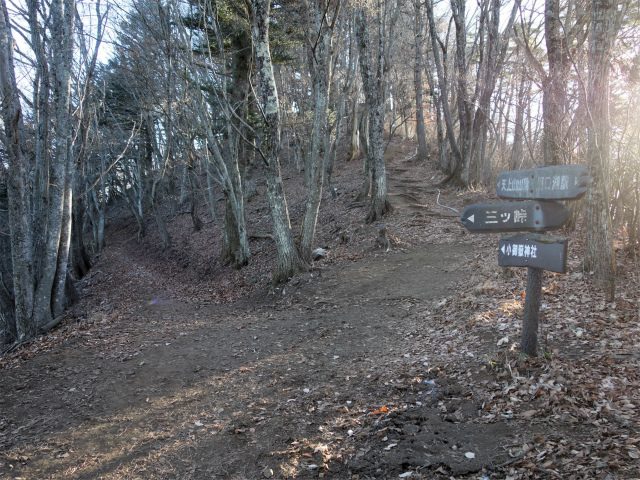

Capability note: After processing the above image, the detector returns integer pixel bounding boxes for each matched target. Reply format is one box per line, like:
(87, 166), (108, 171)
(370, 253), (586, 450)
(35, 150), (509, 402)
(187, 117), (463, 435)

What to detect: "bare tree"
(245, 0), (308, 282)
(355, 0), (392, 223)
(584, 0), (626, 301)
(0, 0), (81, 340)
(298, 0), (342, 263)
(0, 0), (36, 340)
(412, 0), (429, 161)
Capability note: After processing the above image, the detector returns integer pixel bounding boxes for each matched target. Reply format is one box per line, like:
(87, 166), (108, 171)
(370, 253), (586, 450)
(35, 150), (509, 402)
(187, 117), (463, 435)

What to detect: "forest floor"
(1, 138), (640, 480)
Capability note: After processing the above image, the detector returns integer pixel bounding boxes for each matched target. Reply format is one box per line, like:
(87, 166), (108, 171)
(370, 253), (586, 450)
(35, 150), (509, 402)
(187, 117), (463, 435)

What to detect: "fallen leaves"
(371, 406), (388, 415)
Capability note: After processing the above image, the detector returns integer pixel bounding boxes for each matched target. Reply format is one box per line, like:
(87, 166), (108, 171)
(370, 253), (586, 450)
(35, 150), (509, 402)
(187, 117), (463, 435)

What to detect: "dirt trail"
(0, 147), (555, 479)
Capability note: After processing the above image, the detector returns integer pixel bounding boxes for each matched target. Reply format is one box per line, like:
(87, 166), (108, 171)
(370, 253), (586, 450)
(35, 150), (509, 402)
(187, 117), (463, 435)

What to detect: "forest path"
(0, 144), (569, 479)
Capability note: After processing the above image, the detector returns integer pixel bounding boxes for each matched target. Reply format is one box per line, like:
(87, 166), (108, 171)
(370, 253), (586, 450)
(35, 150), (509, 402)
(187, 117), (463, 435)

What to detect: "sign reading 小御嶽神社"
(460, 200), (570, 233)
(498, 233), (568, 274)
(496, 164), (589, 200)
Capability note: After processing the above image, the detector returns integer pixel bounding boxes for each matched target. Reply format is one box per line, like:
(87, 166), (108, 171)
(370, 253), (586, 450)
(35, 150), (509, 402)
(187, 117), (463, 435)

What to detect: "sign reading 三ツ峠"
(460, 200), (570, 233)
(496, 164), (589, 200)
(498, 233), (568, 274)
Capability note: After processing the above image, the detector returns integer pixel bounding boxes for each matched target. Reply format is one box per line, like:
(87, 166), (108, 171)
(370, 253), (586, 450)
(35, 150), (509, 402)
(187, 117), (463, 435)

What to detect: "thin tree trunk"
(511, 73), (528, 170)
(425, 0), (464, 182)
(347, 98), (360, 162)
(299, 0), (340, 263)
(413, 0), (428, 161)
(326, 95), (346, 198)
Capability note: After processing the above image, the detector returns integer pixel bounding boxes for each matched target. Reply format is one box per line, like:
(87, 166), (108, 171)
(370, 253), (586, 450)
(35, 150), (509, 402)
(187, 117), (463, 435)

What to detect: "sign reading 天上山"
(496, 164), (589, 200)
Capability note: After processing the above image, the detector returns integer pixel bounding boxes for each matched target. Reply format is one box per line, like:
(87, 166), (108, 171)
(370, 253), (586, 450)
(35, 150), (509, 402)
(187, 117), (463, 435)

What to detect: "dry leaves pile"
(398, 232), (640, 479)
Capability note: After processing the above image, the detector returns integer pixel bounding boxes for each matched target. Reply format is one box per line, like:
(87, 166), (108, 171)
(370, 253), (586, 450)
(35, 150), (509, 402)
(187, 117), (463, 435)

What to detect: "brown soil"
(1, 139), (638, 480)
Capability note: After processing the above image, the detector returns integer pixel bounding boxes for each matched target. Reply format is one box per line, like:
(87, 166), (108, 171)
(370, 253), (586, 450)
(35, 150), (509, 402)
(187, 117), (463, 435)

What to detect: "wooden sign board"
(496, 165), (589, 200)
(460, 200), (570, 233)
(498, 233), (568, 273)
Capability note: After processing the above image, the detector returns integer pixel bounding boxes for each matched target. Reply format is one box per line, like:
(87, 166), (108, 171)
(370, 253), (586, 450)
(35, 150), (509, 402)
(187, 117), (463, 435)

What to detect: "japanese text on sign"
(485, 208), (527, 224)
(498, 175), (571, 194)
(501, 243), (537, 258)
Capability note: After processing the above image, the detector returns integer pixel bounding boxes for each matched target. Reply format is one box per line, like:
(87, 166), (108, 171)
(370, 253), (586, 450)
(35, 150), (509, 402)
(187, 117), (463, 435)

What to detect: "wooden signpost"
(461, 165), (588, 357)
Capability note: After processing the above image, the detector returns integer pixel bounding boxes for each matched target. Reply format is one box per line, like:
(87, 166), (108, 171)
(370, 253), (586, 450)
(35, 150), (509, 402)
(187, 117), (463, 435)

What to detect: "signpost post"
(461, 165), (588, 357)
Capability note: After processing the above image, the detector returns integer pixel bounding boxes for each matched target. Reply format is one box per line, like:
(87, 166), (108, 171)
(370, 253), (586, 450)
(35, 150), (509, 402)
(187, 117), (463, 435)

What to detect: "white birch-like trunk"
(247, 0), (307, 282)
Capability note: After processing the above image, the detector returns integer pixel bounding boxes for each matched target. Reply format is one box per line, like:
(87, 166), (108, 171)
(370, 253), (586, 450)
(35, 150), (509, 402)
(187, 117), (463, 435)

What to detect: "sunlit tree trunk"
(543, 0), (567, 166)
(584, 0), (624, 301)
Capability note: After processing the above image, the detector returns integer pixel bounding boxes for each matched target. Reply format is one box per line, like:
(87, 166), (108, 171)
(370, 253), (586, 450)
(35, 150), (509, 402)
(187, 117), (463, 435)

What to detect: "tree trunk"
(204, 153), (218, 224)
(347, 98), (360, 162)
(354, 107), (372, 202)
(425, 0), (464, 182)
(543, 0), (567, 166)
(450, 0), (474, 187)
(27, 0), (50, 287)
(0, 0), (36, 340)
(355, 2), (392, 223)
(32, 0), (76, 328)
(71, 193), (92, 279)
(424, 51), (448, 171)
(325, 95), (346, 197)
(299, 0), (340, 263)
(413, 0), (428, 162)
(247, 0), (307, 282)
(220, 28), (251, 269)
(511, 72), (528, 170)
(52, 164), (74, 317)
(584, 0), (623, 301)
(151, 179), (172, 251)
(187, 157), (203, 232)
